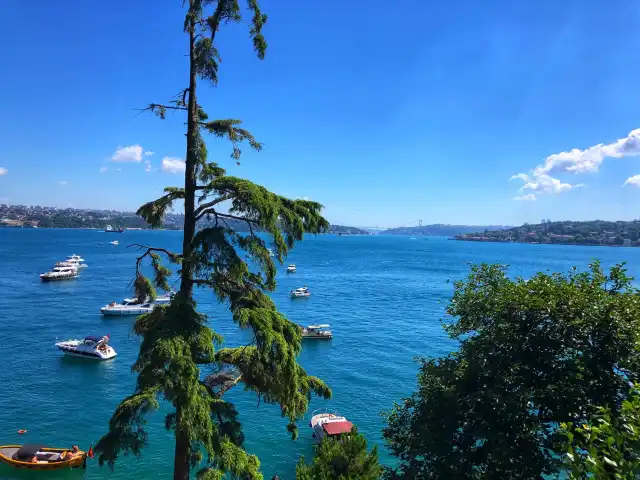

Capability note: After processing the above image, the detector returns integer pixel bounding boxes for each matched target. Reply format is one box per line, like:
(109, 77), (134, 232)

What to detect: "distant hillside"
(329, 225), (370, 235)
(454, 220), (640, 247)
(382, 224), (513, 237)
(0, 204), (365, 235)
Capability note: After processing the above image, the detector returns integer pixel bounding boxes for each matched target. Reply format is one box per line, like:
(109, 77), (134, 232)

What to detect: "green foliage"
(560, 384), (640, 479)
(296, 429), (382, 480)
(95, 1), (330, 479)
(383, 262), (640, 479)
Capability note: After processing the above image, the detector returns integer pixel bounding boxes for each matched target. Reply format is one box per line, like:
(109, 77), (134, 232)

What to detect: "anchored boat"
(309, 409), (353, 442)
(55, 335), (116, 360)
(40, 265), (78, 282)
(300, 324), (332, 339)
(286, 264), (296, 273)
(0, 443), (88, 470)
(291, 286), (310, 298)
(100, 292), (174, 316)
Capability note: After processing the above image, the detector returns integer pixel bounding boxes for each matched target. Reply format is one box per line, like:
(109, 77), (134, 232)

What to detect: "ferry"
(104, 225), (125, 233)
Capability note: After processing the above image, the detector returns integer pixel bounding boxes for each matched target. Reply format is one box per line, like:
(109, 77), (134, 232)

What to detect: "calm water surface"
(0, 229), (638, 479)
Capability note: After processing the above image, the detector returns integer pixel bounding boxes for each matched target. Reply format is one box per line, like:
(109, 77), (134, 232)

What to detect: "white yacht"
(309, 409), (353, 442)
(286, 264), (296, 273)
(110, 240), (119, 245)
(40, 265), (78, 282)
(300, 324), (332, 339)
(100, 292), (174, 316)
(291, 286), (310, 298)
(56, 254), (87, 269)
(55, 335), (116, 360)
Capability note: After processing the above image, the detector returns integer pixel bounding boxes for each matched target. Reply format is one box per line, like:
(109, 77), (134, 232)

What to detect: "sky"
(1, 0), (640, 228)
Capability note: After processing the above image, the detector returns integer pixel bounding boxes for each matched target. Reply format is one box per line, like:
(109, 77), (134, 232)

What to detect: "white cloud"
(116, 168), (122, 172)
(0, 167), (7, 176)
(510, 128), (640, 200)
(100, 167), (108, 174)
(532, 128), (640, 176)
(145, 163), (152, 172)
(514, 194), (536, 201)
(111, 145), (152, 162)
(623, 175), (640, 187)
(59, 181), (68, 185)
(161, 157), (185, 173)
(511, 173), (582, 195)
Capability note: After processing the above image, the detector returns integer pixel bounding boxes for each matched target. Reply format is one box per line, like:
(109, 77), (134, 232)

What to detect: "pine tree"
(95, 2), (331, 479)
(295, 429), (382, 480)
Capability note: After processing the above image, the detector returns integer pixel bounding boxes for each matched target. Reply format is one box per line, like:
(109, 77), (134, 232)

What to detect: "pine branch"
(194, 194), (233, 218)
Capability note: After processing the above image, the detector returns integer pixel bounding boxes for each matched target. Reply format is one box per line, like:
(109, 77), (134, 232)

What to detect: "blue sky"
(1, 0), (640, 228)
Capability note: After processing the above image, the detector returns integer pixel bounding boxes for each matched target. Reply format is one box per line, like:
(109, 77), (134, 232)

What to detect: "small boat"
(100, 292), (174, 316)
(309, 409), (353, 442)
(40, 265), (78, 282)
(104, 224), (125, 233)
(300, 324), (332, 339)
(110, 240), (119, 245)
(55, 334), (116, 360)
(267, 248), (275, 257)
(0, 443), (88, 470)
(286, 264), (296, 273)
(291, 286), (310, 298)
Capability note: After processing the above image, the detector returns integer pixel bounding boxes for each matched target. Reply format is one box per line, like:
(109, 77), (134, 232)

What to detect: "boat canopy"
(307, 324), (330, 329)
(322, 421), (353, 436)
(84, 335), (104, 342)
(15, 443), (46, 460)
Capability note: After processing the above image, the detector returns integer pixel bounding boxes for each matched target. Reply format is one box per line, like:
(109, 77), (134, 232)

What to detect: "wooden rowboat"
(0, 444), (87, 470)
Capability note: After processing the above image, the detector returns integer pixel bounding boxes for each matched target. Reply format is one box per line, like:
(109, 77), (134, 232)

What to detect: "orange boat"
(0, 443), (87, 470)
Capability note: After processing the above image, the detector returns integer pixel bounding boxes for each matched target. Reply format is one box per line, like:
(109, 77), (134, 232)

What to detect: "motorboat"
(100, 300), (154, 316)
(0, 443), (88, 470)
(110, 240), (119, 245)
(300, 324), (332, 339)
(286, 264), (296, 273)
(56, 254), (87, 269)
(104, 225), (125, 233)
(291, 286), (310, 298)
(40, 265), (78, 282)
(309, 409), (353, 442)
(100, 292), (174, 316)
(55, 335), (116, 360)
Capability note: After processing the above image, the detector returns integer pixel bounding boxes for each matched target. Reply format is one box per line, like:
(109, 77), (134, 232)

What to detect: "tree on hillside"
(295, 429), (381, 480)
(560, 384), (640, 479)
(95, 2), (331, 479)
(383, 262), (640, 479)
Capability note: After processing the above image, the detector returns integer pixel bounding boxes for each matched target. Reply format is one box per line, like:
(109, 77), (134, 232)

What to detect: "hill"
(329, 225), (370, 235)
(454, 220), (640, 247)
(0, 204), (365, 234)
(382, 224), (513, 237)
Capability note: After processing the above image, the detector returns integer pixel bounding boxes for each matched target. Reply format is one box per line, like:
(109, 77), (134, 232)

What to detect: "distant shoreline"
(452, 237), (638, 248)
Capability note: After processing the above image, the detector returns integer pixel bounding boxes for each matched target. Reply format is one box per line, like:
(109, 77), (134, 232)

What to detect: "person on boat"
(30, 455), (38, 463)
(61, 446), (79, 461)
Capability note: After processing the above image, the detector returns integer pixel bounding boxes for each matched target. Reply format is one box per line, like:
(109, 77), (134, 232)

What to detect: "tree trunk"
(180, 4), (198, 297)
(173, 406), (190, 480)
(173, 6), (199, 480)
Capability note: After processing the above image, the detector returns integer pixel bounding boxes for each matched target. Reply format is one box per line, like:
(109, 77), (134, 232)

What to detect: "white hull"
(59, 349), (116, 360)
(101, 307), (153, 316)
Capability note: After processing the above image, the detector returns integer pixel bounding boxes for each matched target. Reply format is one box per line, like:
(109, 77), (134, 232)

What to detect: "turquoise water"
(1, 229), (639, 479)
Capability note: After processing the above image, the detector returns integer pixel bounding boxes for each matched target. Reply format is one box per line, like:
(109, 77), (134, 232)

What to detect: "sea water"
(0, 229), (638, 479)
